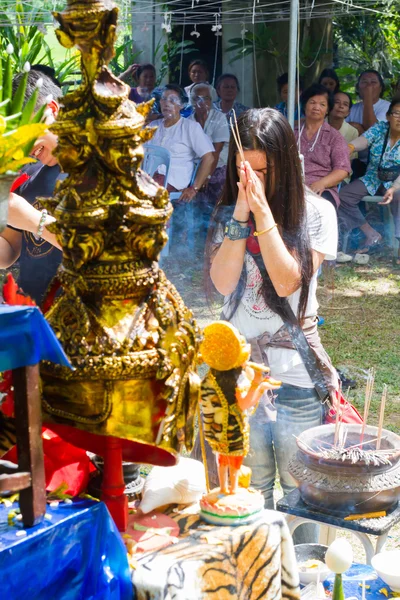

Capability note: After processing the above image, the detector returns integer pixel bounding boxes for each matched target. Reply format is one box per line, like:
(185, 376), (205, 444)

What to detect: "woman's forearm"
(362, 101), (378, 131)
(210, 236), (246, 296)
(350, 136), (369, 153)
(318, 169), (349, 189)
(393, 175), (400, 190)
(254, 207), (303, 297)
(8, 193), (61, 251)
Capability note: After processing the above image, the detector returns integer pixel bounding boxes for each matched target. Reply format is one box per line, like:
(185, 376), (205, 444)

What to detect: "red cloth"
(3, 429), (96, 496)
(1, 273), (96, 496)
(217, 454), (244, 469)
(10, 172), (30, 193)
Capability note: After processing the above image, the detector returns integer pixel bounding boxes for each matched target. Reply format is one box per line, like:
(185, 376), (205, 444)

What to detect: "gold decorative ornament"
(199, 321), (251, 371)
(39, 0), (201, 466)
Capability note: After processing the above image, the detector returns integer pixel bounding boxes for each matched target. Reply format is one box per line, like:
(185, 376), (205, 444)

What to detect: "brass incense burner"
(289, 424), (400, 515)
(39, 0), (201, 466)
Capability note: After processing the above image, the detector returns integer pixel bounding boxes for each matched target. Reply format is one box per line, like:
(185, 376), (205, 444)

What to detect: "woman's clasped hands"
(236, 161), (269, 219)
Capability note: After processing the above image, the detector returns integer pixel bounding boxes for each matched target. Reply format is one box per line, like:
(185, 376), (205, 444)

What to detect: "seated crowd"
(1, 60), (400, 273)
(125, 59), (399, 264)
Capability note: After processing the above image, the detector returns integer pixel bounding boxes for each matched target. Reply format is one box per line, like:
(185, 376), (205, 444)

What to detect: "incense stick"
(376, 384), (387, 450)
(360, 367), (374, 443)
(197, 404), (210, 493)
(229, 109), (245, 163)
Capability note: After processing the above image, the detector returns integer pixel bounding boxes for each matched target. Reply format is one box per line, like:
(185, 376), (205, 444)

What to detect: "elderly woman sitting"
(149, 84), (214, 198)
(188, 82), (230, 251)
(295, 83), (351, 209)
(339, 97), (400, 258)
(189, 83), (229, 183)
(148, 84), (214, 254)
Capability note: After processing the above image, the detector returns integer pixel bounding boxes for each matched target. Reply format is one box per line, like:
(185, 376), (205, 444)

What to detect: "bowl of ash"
(289, 424), (400, 514)
(371, 550), (400, 592)
(295, 544), (331, 585)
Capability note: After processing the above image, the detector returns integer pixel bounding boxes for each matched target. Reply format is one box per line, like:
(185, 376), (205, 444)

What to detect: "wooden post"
(13, 365), (46, 527)
(101, 436), (128, 532)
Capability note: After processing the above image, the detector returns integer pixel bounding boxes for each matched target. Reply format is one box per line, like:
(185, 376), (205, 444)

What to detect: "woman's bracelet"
(34, 209), (48, 241)
(254, 223), (277, 237)
(348, 143), (355, 153)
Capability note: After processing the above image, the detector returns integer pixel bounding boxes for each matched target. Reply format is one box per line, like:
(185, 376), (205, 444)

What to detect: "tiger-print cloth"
(0, 413), (16, 457)
(132, 507), (300, 599)
(200, 372), (249, 457)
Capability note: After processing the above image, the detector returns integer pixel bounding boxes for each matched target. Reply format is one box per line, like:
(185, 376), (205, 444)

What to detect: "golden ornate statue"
(39, 0), (201, 482)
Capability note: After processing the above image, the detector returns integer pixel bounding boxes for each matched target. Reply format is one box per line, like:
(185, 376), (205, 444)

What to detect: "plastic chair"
(342, 196), (398, 255)
(142, 144), (171, 183)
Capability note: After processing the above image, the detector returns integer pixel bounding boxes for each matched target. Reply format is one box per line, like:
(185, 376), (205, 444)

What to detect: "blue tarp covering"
(324, 563), (391, 599)
(0, 500), (132, 600)
(0, 305), (71, 371)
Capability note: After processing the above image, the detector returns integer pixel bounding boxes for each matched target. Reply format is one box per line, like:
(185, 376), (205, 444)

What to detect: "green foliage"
(227, 25), (283, 73)
(334, 2), (400, 95)
(154, 38), (198, 85)
(0, 1), (48, 68)
(109, 36), (142, 75)
(318, 260), (400, 435)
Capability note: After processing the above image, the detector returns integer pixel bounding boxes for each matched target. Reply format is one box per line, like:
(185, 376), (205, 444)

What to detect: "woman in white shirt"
(207, 108), (339, 542)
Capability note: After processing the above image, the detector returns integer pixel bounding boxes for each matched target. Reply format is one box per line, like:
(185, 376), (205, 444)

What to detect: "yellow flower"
(0, 116), (6, 135)
(12, 149), (24, 160)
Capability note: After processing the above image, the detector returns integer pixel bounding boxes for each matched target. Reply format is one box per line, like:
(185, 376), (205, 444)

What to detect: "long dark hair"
(206, 108), (314, 323)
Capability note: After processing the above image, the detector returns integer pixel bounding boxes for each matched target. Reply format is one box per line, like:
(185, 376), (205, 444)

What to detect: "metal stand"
(277, 489), (400, 565)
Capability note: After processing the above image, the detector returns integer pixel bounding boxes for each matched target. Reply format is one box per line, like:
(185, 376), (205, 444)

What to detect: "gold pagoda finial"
(40, 0), (202, 466)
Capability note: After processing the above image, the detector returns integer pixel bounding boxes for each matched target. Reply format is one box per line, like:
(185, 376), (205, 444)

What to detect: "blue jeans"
(244, 383), (324, 543)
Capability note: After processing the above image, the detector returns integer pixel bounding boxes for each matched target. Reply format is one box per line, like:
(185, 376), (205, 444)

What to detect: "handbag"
(281, 299), (363, 425)
(377, 126), (400, 183)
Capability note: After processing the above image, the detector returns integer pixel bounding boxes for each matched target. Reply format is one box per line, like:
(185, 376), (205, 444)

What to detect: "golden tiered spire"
(40, 0), (201, 466)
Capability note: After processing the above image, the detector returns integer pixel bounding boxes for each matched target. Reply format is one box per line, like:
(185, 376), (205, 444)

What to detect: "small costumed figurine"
(198, 321), (281, 525)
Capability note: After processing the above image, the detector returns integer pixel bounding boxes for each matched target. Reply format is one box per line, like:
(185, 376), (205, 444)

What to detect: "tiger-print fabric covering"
(0, 413), (16, 457)
(200, 372), (249, 457)
(132, 507), (300, 599)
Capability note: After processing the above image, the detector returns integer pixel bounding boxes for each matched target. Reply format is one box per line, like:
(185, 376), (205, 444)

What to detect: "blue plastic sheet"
(0, 500), (132, 600)
(324, 563), (390, 599)
(0, 305), (71, 372)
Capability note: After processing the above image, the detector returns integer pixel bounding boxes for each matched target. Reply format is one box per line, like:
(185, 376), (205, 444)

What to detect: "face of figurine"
(100, 137), (142, 175)
(55, 132), (92, 171)
(61, 228), (105, 269)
